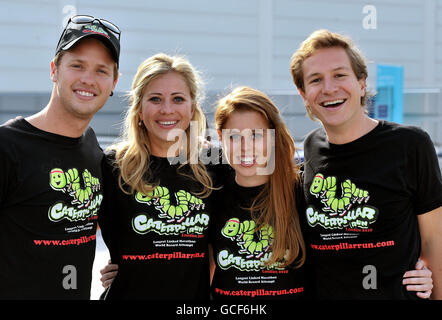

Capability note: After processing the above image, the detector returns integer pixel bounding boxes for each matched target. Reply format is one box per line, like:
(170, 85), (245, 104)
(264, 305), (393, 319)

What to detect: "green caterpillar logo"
(307, 173), (378, 229)
(135, 187), (204, 223)
(310, 173), (370, 216)
(222, 218), (273, 259)
(48, 168), (102, 222)
(218, 218), (285, 272)
(133, 186), (208, 235)
(50, 168), (100, 208)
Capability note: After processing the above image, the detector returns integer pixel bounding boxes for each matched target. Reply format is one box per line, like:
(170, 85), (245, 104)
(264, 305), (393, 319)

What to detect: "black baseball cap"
(55, 15), (121, 65)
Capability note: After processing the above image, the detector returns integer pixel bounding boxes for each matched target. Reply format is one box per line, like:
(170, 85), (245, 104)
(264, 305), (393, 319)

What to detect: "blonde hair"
(109, 53), (212, 197)
(215, 86), (305, 268)
(290, 29), (369, 119)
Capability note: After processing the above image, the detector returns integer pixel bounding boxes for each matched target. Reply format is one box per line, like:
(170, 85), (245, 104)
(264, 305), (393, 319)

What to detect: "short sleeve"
(409, 129), (442, 214)
(0, 141), (17, 208)
(98, 150), (120, 259)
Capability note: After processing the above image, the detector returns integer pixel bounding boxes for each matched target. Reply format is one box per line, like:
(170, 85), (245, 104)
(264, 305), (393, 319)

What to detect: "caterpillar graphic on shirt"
(48, 167), (102, 222)
(222, 218), (273, 259)
(306, 172), (379, 230)
(135, 187), (204, 223)
(218, 217), (285, 272)
(132, 185), (209, 236)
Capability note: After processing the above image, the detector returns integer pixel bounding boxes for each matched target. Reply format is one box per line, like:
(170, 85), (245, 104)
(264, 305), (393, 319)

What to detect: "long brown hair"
(215, 86), (305, 268)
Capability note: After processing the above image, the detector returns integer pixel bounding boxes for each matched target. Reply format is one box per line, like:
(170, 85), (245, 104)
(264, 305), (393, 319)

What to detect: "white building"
(1, 0), (441, 147)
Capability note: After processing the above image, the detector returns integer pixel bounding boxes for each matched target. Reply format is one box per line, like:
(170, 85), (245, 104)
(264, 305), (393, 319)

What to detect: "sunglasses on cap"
(55, 14), (120, 50)
(55, 14), (121, 64)
(66, 15), (120, 38)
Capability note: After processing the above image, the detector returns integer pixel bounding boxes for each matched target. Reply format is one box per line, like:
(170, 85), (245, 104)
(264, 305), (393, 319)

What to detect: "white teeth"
(158, 121), (178, 125)
(241, 157), (255, 164)
(77, 90), (94, 97)
(323, 99), (344, 106)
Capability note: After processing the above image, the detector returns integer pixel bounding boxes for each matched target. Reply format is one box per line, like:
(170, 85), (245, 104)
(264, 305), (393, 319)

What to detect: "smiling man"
(290, 29), (442, 299)
(0, 15), (120, 299)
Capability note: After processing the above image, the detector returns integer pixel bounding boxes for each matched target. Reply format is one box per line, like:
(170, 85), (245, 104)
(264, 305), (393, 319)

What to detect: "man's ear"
(112, 71), (119, 91)
(50, 60), (57, 82)
(298, 88), (306, 100)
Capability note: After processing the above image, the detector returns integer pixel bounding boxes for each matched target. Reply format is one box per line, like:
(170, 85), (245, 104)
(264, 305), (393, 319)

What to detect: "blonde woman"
(99, 53), (217, 300)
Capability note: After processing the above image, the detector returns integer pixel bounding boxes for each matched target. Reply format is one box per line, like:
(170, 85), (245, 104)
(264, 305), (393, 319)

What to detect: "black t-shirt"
(210, 171), (311, 300)
(0, 117), (102, 299)
(302, 120), (442, 299)
(100, 151), (219, 300)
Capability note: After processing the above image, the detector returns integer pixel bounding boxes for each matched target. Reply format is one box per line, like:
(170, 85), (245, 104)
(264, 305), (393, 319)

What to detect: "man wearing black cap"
(0, 15), (120, 299)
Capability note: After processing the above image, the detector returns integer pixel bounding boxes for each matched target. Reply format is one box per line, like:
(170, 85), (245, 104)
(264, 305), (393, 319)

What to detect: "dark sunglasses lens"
(68, 15), (120, 37)
(71, 15), (94, 24)
(99, 20), (120, 34)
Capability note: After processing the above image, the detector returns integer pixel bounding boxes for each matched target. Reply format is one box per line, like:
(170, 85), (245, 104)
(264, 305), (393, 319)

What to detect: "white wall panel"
(0, 0), (441, 145)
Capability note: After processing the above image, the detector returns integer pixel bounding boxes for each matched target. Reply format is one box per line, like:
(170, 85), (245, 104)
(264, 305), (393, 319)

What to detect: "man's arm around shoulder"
(418, 206), (442, 299)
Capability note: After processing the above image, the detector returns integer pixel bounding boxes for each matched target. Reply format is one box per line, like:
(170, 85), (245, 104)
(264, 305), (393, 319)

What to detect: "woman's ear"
(191, 102), (196, 119)
(359, 78), (367, 97)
